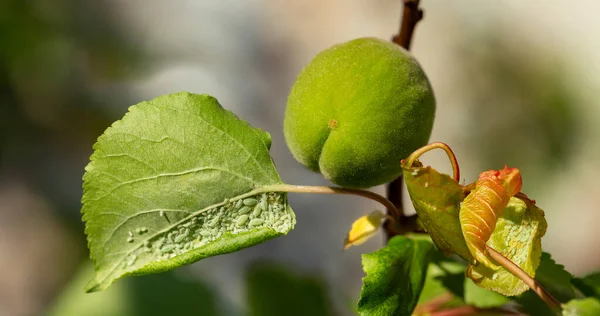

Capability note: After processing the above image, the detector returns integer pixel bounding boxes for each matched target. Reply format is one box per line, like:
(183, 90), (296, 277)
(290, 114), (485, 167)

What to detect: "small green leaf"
(464, 278), (509, 308)
(562, 298), (600, 316)
(247, 262), (334, 316)
(82, 92), (295, 292)
(358, 235), (435, 316)
(402, 162), (473, 262)
(468, 197), (547, 296)
(572, 272), (600, 299)
(534, 252), (576, 302)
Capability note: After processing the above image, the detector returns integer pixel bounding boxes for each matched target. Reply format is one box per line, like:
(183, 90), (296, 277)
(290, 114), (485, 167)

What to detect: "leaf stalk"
(486, 245), (561, 314)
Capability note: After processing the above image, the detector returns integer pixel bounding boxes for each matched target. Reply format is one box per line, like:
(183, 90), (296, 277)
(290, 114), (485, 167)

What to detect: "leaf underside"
(468, 196), (547, 296)
(82, 92), (295, 292)
(358, 235), (434, 316)
(402, 163), (472, 262)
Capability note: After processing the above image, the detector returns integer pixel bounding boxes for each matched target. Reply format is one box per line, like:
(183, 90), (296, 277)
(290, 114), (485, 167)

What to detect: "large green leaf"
(562, 298), (600, 316)
(82, 92), (295, 292)
(468, 197), (547, 296)
(358, 235), (435, 316)
(247, 262), (334, 316)
(402, 162), (472, 262)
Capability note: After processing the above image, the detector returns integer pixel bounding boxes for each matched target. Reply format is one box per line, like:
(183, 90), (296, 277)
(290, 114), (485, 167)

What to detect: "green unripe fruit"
(284, 37), (436, 188)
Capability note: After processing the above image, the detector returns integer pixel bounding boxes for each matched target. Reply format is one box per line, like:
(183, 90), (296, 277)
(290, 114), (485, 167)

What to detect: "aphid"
(154, 237), (166, 249)
(243, 198), (257, 206)
(205, 215), (221, 228)
(459, 166), (522, 269)
(161, 245), (176, 253)
(127, 236), (134, 243)
(174, 233), (187, 243)
(253, 204), (263, 217)
(260, 198), (268, 212)
(235, 199), (243, 209)
(238, 206), (252, 215)
(159, 210), (165, 217)
(236, 215), (249, 226)
(248, 218), (265, 227)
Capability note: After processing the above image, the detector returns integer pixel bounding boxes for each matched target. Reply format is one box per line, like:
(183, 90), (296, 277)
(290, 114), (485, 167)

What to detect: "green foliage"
(48, 264), (220, 316)
(562, 298), (600, 316)
(247, 262), (334, 316)
(418, 255), (509, 309)
(284, 37), (435, 188)
(534, 252), (577, 302)
(82, 92), (295, 292)
(74, 45), (597, 314)
(358, 235), (435, 316)
(464, 278), (509, 308)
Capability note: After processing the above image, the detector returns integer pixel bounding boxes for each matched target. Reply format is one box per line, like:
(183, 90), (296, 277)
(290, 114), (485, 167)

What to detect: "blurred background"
(1, 0), (599, 315)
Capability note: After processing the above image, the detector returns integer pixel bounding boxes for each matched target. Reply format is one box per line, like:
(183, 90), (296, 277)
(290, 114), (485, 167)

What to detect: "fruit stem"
(486, 245), (562, 314)
(264, 184), (402, 226)
(404, 142), (461, 182)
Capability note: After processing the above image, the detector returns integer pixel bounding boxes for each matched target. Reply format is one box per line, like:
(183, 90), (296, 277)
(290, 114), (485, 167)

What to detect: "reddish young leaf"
(459, 166), (522, 268)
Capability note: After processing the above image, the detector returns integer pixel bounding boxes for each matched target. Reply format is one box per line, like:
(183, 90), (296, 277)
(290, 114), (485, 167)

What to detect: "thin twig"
(486, 245), (562, 314)
(264, 184), (401, 221)
(386, 0), (425, 240)
(392, 0), (424, 49)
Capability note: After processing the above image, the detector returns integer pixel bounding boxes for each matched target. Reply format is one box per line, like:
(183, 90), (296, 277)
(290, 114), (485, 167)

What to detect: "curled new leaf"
(344, 210), (386, 250)
(459, 166), (522, 268)
(403, 143), (547, 298)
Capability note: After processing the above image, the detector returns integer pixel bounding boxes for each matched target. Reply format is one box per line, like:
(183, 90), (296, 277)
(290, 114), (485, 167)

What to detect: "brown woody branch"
(385, 0), (424, 240)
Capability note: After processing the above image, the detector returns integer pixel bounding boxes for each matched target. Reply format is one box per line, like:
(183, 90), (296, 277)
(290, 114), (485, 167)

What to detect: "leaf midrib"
(89, 166), (259, 203)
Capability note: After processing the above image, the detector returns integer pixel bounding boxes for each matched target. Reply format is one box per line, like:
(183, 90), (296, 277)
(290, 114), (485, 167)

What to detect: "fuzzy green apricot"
(283, 37), (436, 188)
